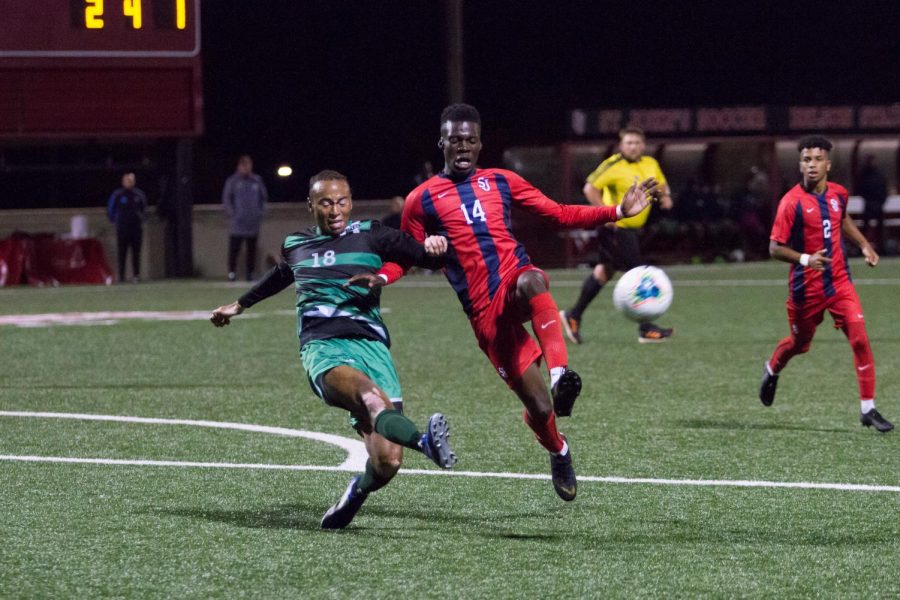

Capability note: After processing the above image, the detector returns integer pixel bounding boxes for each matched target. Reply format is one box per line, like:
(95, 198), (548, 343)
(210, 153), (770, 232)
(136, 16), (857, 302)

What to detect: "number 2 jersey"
(237, 220), (443, 347)
(770, 182), (854, 305)
(380, 168), (619, 318)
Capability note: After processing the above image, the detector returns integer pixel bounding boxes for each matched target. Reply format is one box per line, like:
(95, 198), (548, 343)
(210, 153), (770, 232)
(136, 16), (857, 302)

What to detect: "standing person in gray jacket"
(222, 154), (268, 281)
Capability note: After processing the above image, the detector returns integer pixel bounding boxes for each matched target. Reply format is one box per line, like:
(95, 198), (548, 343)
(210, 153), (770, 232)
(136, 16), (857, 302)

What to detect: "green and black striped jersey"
(238, 220), (443, 347)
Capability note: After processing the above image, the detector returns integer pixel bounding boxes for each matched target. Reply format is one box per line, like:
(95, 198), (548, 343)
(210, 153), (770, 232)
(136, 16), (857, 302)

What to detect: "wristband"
(616, 205), (623, 219)
(799, 253), (810, 267)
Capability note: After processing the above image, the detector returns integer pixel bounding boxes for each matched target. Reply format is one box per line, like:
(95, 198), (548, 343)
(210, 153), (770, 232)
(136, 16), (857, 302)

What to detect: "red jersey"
(381, 168), (618, 317)
(770, 181), (854, 305)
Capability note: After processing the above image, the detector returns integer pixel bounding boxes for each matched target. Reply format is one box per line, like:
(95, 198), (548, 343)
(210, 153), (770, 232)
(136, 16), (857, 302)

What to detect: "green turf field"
(2, 259), (900, 598)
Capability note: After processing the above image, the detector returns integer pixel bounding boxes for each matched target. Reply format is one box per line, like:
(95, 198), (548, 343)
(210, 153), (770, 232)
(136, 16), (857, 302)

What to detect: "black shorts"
(594, 227), (643, 275)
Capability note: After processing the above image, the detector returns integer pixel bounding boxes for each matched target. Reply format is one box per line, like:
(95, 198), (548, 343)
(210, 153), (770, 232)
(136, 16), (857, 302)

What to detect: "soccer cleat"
(759, 363), (779, 407)
(552, 369), (582, 417)
(320, 475), (368, 529)
(420, 412), (457, 469)
(560, 310), (582, 344)
(860, 409), (894, 433)
(638, 324), (674, 344)
(550, 440), (577, 501)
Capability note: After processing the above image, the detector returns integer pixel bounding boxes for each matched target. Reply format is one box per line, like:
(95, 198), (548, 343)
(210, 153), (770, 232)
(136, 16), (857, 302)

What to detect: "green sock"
(373, 409), (422, 449)
(357, 459), (391, 495)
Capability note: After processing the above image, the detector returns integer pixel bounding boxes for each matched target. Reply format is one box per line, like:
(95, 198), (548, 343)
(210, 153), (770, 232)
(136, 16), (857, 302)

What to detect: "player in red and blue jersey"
(363, 104), (659, 500)
(760, 135), (892, 432)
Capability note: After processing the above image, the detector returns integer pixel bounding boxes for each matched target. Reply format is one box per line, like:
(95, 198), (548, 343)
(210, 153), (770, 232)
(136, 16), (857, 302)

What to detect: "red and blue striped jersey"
(381, 168), (618, 317)
(770, 182), (854, 305)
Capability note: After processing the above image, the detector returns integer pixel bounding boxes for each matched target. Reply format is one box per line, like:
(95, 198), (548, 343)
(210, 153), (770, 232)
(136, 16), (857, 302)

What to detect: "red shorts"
(787, 286), (865, 336)
(469, 265), (547, 385)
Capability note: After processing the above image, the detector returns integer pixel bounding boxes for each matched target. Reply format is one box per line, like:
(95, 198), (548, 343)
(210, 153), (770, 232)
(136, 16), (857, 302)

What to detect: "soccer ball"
(612, 265), (673, 323)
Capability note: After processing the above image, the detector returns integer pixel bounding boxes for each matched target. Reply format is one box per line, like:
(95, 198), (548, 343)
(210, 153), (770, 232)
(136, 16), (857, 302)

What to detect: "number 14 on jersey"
(460, 199), (486, 224)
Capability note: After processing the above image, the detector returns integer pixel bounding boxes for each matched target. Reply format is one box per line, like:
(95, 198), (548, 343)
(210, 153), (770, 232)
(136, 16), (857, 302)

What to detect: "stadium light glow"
(277, 165), (293, 177)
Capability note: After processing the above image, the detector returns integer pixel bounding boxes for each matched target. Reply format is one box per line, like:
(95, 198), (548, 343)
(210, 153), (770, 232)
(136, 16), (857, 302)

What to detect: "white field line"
(2, 411), (900, 494)
(0, 411), (368, 471)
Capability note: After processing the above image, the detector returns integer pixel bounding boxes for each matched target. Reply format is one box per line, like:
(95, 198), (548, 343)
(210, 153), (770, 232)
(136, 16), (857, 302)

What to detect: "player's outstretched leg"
(550, 437), (577, 501)
(759, 361), (779, 407)
(321, 475), (368, 529)
(419, 413), (457, 468)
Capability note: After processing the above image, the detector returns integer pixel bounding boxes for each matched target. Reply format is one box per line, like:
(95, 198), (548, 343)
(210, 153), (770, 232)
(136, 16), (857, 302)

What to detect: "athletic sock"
(552, 439), (569, 457)
(570, 276), (603, 321)
(523, 409), (565, 454)
(356, 459), (390, 495)
(550, 366), (566, 388)
(529, 292), (568, 371)
(861, 399), (875, 414)
(844, 321), (876, 402)
(373, 409), (421, 449)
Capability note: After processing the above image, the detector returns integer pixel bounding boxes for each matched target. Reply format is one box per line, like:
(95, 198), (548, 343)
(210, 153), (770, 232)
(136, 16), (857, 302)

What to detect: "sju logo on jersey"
(477, 177), (491, 192)
(830, 198), (840, 212)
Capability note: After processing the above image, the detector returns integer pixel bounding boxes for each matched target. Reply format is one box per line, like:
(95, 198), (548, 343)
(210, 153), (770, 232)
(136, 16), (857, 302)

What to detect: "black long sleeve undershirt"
(237, 262), (293, 309)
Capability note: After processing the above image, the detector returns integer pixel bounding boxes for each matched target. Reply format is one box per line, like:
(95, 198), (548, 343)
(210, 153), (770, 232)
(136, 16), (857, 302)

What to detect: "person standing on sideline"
(107, 172), (147, 283)
(857, 154), (888, 253)
(358, 104), (659, 502)
(561, 127), (674, 344)
(210, 170), (457, 529)
(222, 155), (268, 281)
(760, 136), (892, 432)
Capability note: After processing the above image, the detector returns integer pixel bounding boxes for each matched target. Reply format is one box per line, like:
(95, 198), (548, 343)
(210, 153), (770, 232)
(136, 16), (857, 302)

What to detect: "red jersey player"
(361, 104), (658, 500)
(760, 135), (892, 432)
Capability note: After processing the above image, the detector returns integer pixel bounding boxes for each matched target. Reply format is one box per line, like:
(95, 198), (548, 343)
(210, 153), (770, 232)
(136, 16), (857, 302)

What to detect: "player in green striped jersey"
(210, 170), (456, 529)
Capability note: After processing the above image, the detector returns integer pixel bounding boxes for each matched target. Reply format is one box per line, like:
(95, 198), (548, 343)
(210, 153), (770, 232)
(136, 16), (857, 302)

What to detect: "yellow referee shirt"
(586, 154), (667, 229)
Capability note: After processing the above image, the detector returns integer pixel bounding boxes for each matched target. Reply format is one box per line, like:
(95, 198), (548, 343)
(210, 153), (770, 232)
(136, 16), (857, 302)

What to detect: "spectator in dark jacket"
(107, 172), (147, 283)
(222, 155), (268, 281)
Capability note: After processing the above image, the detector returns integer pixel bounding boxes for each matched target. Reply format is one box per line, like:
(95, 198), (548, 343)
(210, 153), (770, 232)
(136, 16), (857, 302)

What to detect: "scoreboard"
(0, 0), (203, 137)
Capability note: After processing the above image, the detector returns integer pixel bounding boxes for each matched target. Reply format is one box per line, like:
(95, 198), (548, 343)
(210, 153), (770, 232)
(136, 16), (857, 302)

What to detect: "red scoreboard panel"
(0, 0), (202, 138)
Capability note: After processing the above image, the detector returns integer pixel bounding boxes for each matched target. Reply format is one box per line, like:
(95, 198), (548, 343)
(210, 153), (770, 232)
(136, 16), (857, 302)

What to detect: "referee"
(561, 127), (674, 344)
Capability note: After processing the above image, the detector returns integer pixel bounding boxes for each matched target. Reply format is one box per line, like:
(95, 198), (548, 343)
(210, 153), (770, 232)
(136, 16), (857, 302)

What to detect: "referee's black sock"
(570, 276), (604, 320)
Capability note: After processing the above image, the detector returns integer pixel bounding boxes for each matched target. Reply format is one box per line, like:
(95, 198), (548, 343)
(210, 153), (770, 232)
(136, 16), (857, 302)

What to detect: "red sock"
(844, 321), (875, 400)
(523, 409), (565, 453)
(529, 292), (568, 371)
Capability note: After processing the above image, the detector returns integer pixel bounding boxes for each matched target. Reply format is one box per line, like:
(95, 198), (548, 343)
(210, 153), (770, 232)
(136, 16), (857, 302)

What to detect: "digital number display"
(76, 0), (187, 31)
(0, 0), (199, 57)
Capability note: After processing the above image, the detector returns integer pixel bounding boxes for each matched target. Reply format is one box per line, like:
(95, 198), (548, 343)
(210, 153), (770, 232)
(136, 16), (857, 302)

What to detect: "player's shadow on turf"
(676, 418), (848, 434)
(152, 504), (323, 530)
(150, 505), (559, 538)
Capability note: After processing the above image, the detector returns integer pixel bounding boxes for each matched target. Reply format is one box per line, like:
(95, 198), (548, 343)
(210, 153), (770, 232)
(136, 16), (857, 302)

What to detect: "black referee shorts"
(594, 226), (643, 276)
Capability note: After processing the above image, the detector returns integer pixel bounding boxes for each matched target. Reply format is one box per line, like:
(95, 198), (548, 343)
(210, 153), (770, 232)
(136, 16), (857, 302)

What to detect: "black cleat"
(550, 440), (577, 501)
(860, 409), (894, 433)
(638, 323), (674, 344)
(759, 363), (779, 407)
(321, 475), (368, 529)
(552, 369), (582, 417)
(560, 310), (582, 344)
(420, 413), (457, 469)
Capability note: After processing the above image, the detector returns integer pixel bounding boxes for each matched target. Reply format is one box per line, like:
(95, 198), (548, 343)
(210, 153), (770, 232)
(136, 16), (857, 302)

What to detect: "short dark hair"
(441, 103), (481, 126)
(619, 126), (645, 139)
(309, 169), (349, 195)
(797, 135), (833, 153)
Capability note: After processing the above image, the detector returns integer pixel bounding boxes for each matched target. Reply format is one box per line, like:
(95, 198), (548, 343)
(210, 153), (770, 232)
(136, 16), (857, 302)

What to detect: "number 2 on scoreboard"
(84, 0), (103, 29)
